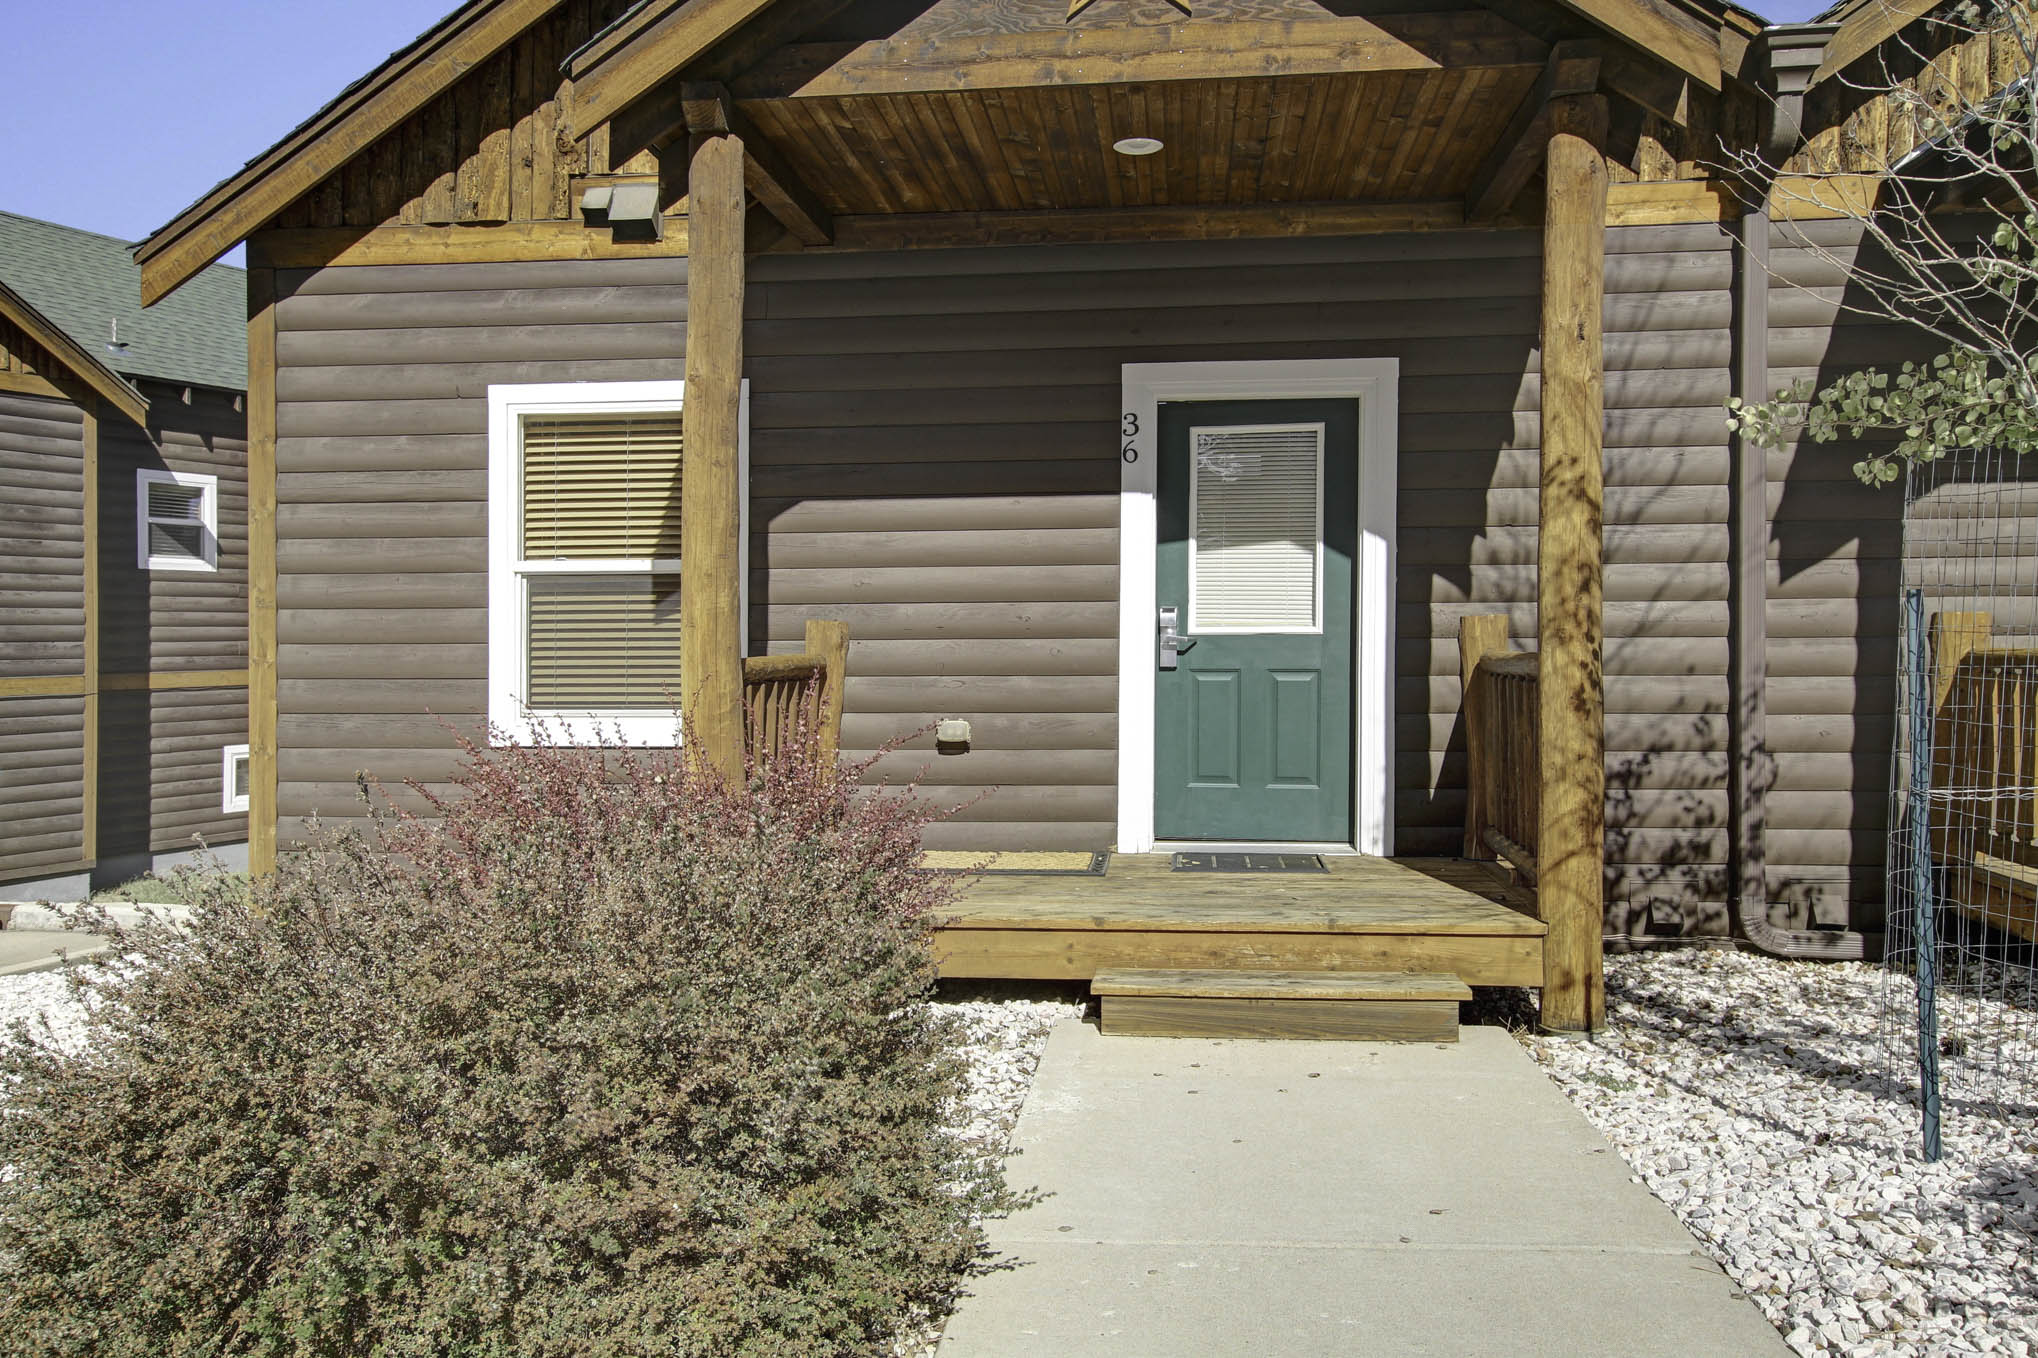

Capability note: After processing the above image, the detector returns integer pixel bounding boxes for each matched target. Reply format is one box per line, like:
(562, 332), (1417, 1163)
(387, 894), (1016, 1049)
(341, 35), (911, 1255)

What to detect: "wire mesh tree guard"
(1886, 447), (2038, 1160)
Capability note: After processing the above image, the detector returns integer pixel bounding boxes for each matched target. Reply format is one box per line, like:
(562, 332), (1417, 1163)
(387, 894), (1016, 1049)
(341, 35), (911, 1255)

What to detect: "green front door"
(1154, 399), (1356, 843)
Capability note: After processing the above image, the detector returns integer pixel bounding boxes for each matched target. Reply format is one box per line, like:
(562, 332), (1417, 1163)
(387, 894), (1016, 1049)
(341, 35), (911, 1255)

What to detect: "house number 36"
(1121, 412), (1139, 463)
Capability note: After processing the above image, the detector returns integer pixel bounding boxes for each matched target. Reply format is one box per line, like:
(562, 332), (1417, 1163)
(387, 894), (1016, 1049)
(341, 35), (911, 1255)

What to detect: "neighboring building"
(0, 212), (249, 897)
(129, 0), (2001, 959)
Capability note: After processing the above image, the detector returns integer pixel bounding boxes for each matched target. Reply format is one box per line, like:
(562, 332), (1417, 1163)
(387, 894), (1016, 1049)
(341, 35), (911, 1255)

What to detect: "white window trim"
(136, 468), (219, 572)
(222, 744), (250, 815)
(486, 380), (748, 747)
(1118, 359), (1398, 857)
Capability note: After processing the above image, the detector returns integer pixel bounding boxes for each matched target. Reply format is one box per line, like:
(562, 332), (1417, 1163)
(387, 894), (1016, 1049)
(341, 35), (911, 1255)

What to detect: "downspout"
(1730, 25), (1867, 961)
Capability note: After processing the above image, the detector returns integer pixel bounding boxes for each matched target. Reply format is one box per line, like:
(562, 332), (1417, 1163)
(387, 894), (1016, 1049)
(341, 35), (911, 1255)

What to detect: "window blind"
(526, 574), (684, 707)
(521, 413), (684, 560)
(147, 480), (208, 562)
(1189, 424), (1322, 632)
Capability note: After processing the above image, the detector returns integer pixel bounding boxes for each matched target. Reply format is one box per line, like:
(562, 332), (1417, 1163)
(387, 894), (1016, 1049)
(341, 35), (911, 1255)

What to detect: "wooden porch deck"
(930, 855), (1545, 988)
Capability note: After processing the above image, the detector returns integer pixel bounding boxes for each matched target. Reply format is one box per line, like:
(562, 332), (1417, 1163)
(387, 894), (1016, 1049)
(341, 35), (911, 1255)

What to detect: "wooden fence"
(1460, 615), (1541, 885)
(1930, 610), (2038, 943)
(740, 619), (849, 766)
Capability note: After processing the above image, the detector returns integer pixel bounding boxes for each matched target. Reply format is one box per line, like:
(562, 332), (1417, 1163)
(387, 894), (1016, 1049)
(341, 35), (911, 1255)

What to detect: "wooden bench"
(1091, 968), (1472, 1042)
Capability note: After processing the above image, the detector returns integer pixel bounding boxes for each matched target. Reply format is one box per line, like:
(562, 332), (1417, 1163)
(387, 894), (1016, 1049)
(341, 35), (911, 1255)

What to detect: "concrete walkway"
(939, 1023), (1789, 1358)
(0, 930), (109, 977)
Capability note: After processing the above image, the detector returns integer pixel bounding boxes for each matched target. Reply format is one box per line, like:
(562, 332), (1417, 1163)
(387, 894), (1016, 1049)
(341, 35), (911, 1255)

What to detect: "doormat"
(919, 850), (1110, 876)
(1170, 852), (1328, 873)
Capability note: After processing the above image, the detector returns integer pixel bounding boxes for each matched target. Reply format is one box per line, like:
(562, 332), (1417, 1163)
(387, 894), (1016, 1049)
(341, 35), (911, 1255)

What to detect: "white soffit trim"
(1117, 358), (1399, 857)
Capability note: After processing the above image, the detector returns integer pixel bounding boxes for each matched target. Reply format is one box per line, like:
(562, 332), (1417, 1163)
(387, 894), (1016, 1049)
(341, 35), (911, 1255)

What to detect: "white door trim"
(1117, 359), (1398, 856)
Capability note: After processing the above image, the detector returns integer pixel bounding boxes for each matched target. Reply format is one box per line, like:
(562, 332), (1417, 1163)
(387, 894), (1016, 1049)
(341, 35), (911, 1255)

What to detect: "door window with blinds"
(487, 381), (744, 744)
(1187, 423), (1324, 634)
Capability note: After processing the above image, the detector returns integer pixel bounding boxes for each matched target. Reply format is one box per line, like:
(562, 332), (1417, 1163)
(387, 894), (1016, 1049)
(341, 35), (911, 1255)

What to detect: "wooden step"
(1091, 968), (1473, 1042)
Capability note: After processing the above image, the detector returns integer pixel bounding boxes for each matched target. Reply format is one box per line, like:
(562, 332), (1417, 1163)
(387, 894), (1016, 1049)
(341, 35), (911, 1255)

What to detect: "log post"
(246, 260), (279, 873)
(1536, 95), (1608, 1034)
(803, 618), (850, 766)
(679, 126), (748, 781)
(1459, 614), (1512, 859)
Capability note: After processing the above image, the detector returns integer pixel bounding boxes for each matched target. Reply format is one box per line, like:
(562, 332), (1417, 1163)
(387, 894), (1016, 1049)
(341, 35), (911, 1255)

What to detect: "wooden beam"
(0, 675), (88, 699)
(247, 268), (279, 874)
(137, 0), (568, 306)
(833, 199), (1485, 250)
(1459, 614), (1513, 860)
(81, 400), (99, 869)
(1545, 0), (1720, 90)
(679, 129), (749, 782)
(1466, 41), (1601, 223)
(99, 669), (252, 692)
(1535, 94), (1608, 1035)
(565, 0), (781, 140)
(248, 220), (691, 271)
(1816, 0), (1932, 83)
(803, 618), (850, 766)
(733, 13), (1548, 99)
(682, 82), (833, 245)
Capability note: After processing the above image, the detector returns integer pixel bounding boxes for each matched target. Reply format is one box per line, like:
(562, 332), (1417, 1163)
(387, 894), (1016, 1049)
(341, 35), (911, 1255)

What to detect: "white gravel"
(0, 971), (87, 1054)
(1518, 949), (2038, 1358)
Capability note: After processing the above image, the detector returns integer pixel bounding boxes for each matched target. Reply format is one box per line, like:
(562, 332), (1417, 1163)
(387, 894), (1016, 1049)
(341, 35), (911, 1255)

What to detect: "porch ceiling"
(730, 65), (1542, 215)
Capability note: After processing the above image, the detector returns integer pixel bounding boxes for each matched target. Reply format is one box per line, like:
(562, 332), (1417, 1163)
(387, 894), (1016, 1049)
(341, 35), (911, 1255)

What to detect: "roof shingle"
(0, 211), (245, 394)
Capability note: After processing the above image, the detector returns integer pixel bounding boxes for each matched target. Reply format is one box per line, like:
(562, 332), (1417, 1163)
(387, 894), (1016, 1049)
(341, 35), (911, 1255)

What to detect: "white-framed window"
(136, 469), (218, 571)
(222, 744), (250, 814)
(486, 381), (747, 746)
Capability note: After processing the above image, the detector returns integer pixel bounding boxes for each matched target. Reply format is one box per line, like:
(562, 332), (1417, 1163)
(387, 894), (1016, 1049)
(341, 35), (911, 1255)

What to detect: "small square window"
(137, 469), (219, 572)
(222, 744), (250, 815)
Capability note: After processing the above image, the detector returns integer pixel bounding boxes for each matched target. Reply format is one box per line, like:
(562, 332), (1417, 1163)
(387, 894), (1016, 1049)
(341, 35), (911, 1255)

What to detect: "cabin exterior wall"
(0, 389), (90, 883)
(96, 378), (251, 871)
(266, 223), (1786, 936)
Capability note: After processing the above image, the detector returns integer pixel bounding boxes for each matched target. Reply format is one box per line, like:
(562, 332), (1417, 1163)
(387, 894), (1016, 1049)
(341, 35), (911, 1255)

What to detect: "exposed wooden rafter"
(0, 278), (148, 425)
(135, 0), (567, 306)
(731, 12), (1550, 100)
(565, 0), (783, 138)
(1466, 41), (1604, 223)
(681, 82), (833, 246)
(1545, 0), (1721, 90)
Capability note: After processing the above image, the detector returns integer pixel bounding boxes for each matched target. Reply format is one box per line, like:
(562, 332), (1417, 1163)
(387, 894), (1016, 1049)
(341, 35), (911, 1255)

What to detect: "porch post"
(679, 125), (747, 780)
(1536, 94), (1608, 1033)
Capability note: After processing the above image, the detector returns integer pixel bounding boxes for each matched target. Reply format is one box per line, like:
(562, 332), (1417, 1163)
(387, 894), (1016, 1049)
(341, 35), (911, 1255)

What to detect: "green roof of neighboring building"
(0, 211), (245, 394)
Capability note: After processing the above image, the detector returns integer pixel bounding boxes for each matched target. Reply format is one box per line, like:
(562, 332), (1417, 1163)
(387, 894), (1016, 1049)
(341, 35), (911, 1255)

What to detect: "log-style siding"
(99, 381), (251, 676)
(97, 688), (249, 858)
(267, 226), (1750, 920)
(1762, 217), (1973, 932)
(0, 391), (86, 680)
(0, 390), (87, 883)
(0, 696), (88, 880)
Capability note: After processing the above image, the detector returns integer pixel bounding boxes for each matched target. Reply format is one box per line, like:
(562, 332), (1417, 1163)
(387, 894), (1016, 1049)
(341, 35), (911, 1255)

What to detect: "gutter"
(1728, 23), (1870, 962)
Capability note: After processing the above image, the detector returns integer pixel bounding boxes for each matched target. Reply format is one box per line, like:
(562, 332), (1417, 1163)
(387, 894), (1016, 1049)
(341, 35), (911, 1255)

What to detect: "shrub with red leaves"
(0, 721), (1007, 1357)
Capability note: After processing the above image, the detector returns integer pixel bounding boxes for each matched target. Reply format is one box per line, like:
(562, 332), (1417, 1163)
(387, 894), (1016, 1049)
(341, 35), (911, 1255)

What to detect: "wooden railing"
(740, 619), (849, 766)
(1460, 615), (1540, 885)
(1930, 610), (2038, 941)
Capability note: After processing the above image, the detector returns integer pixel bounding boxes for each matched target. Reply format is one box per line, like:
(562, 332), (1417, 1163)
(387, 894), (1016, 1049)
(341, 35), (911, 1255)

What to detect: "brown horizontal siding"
(0, 695), (87, 882)
(97, 381), (250, 677)
(0, 391), (85, 679)
(95, 688), (248, 859)
(1762, 217), (1936, 927)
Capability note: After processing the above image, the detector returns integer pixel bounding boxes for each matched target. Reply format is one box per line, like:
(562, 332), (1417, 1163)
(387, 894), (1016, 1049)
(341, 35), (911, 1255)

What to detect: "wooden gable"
(142, 0), (1776, 296)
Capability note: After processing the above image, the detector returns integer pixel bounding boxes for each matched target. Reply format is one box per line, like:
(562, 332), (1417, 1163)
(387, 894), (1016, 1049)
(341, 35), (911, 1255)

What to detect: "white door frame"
(1117, 359), (1398, 855)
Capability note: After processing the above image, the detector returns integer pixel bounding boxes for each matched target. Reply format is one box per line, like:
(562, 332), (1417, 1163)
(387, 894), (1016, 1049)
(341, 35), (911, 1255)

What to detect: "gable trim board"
(0, 278), (147, 426)
(1117, 359), (1399, 858)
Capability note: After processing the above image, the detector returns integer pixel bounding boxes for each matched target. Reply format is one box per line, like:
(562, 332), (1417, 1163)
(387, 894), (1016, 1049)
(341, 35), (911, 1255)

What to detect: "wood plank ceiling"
(736, 67), (1541, 214)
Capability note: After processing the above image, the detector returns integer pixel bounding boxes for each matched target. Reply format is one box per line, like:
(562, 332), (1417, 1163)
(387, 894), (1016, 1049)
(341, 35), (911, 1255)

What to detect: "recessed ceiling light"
(1113, 136), (1164, 156)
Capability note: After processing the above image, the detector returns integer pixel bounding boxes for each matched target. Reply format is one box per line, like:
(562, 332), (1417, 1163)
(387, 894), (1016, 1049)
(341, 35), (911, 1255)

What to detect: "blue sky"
(6, 0), (1833, 268)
